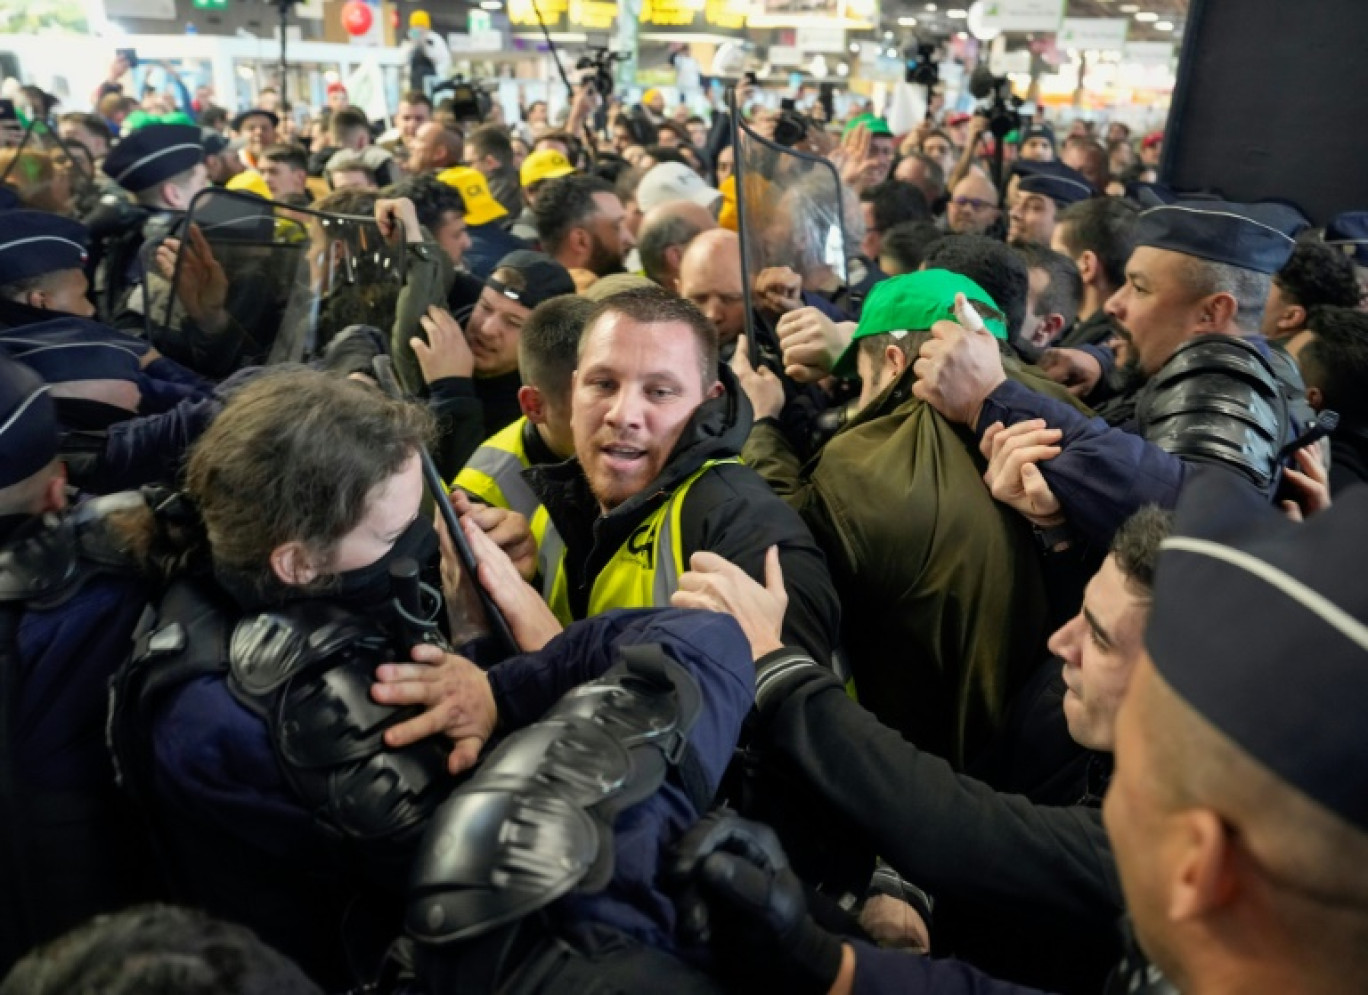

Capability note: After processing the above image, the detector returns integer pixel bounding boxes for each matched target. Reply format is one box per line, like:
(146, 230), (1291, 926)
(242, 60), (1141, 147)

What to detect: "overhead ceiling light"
(1118, 3), (1138, 10)
(836, 62), (850, 76)
(924, 3), (937, 10)
(885, 47), (898, 57)
(1134, 10), (1158, 21)
(947, 8), (967, 17)
(849, 41), (860, 51)
(897, 16), (917, 26)
(1155, 19), (1174, 30)
(955, 30), (968, 39)
(479, 0), (503, 8)
(883, 29), (893, 39)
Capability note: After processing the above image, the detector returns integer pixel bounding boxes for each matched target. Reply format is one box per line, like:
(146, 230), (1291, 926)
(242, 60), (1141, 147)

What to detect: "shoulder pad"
(0, 513), (80, 604)
(1135, 335), (1290, 493)
(229, 600), (385, 696)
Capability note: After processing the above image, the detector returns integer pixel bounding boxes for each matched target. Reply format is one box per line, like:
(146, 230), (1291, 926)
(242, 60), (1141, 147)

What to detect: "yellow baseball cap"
(225, 168), (271, 200)
(436, 166), (509, 227)
(520, 148), (575, 189)
(409, 10), (431, 28)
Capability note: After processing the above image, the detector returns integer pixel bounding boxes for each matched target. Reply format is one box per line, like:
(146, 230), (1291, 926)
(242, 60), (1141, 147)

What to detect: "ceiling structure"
(891, 0), (1190, 45)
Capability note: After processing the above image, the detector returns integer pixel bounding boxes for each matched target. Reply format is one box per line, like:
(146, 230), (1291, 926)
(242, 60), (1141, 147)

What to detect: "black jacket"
(526, 365), (841, 668)
(750, 649), (1123, 993)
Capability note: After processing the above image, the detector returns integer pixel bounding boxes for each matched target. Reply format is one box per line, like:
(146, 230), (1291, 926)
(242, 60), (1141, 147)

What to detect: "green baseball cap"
(842, 113), (894, 138)
(832, 269), (1008, 379)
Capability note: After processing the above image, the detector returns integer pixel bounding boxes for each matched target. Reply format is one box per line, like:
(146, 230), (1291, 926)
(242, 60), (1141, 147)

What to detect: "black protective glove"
(671, 810), (844, 995)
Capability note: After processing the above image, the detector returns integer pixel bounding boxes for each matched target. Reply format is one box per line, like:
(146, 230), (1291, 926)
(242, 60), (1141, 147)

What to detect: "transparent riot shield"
(145, 187), (406, 369)
(0, 120), (97, 217)
(730, 88), (860, 355)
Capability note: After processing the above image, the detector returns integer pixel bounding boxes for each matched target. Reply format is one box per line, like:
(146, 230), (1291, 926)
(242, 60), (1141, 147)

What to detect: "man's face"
(922, 135), (952, 167)
(715, 146), (735, 185)
(948, 178), (1000, 235)
(58, 122), (107, 159)
(329, 452), (424, 572)
(240, 115), (276, 155)
(260, 159), (306, 199)
(613, 124), (634, 153)
(433, 210), (471, 268)
(330, 168), (376, 191)
(1260, 279), (1301, 339)
(1048, 555), (1149, 752)
(584, 191), (632, 276)
(865, 135), (895, 185)
(645, 93), (665, 115)
(1008, 192), (1057, 246)
(20, 267), (95, 318)
(656, 128), (681, 149)
(860, 201), (883, 261)
(1103, 655), (1184, 979)
(327, 89), (349, 112)
(1106, 246), (1212, 376)
(572, 315), (715, 512)
(1020, 137), (1054, 162)
(1062, 142), (1107, 191)
(407, 123), (445, 173)
(679, 242), (745, 347)
(687, 121), (708, 148)
(1141, 140), (1162, 167)
(465, 282), (530, 377)
(397, 100), (432, 140)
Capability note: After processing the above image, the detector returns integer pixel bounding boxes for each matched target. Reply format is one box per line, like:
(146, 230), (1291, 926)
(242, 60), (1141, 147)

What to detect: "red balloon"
(341, 0), (373, 36)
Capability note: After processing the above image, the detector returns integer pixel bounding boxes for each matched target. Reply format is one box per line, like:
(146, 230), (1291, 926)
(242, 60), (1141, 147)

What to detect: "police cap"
(0, 317), (144, 386)
(1015, 159), (1093, 208)
(1149, 469), (1368, 834)
(1133, 200), (1306, 274)
(103, 123), (205, 194)
(1324, 210), (1368, 268)
(0, 354), (58, 488)
(0, 210), (90, 286)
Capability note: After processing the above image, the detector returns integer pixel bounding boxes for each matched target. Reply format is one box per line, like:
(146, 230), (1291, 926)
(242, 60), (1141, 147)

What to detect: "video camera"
(576, 47), (628, 98)
(774, 97), (812, 149)
(968, 65), (1023, 138)
(431, 75), (492, 124)
(905, 43), (939, 87)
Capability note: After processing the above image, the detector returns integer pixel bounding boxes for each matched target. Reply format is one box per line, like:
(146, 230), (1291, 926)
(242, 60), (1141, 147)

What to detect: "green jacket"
(744, 359), (1088, 768)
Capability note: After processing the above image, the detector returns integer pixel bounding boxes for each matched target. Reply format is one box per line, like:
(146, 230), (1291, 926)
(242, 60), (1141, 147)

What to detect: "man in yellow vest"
(454, 294), (593, 595)
(526, 285), (840, 666)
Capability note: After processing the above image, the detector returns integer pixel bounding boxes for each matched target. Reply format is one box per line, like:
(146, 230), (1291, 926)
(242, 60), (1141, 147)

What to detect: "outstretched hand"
(672, 546), (787, 660)
(911, 292), (1007, 427)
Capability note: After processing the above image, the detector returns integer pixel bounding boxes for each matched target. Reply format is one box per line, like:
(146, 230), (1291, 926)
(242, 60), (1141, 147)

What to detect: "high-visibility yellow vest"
(453, 417), (563, 598)
(546, 458), (741, 625)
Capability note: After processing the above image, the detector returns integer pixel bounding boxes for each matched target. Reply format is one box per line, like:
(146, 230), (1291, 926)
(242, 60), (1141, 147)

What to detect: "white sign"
(795, 26), (847, 55)
(767, 45), (803, 67)
(1123, 41), (1176, 65)
(1058, 17), (1128, 51)
(979, 0), (1064, 33)
(344, 61), (390, 123)
(995, 48), (1032, 75)
(103, 0), (176, 19)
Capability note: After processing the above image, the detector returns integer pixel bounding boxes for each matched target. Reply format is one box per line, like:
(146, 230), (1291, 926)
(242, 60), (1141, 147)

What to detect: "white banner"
(344, 60), (390, 123)
(1123, 41), (1176, 65)
(795, 26), (847, 54)
(979, 0), (1064, 33)
(1058, 17), (1129, 51)
(102, 0), (176, 19)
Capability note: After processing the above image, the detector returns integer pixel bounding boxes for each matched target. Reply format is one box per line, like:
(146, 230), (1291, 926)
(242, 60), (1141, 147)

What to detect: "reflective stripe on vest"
(547, 458), (741, 625)
(453, 418), (540, 520)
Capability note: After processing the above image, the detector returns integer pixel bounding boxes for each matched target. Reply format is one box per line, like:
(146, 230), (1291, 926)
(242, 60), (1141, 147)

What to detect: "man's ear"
(270, 541), (320, 588)
(1306, 385), (1324, 412)
(1201, 292), (1240, 332)
(1077, 250), (1099, 286)
(1168, 808), (1240, 923)
(884, 342), (909, 379)
(518, 384), (547, 424)
(1031, 313), (1066, 348)
(1277, 304), (1307, 333)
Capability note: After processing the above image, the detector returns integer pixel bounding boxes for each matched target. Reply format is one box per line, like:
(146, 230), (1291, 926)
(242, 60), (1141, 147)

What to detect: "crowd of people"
(3, 50), (1368, 995)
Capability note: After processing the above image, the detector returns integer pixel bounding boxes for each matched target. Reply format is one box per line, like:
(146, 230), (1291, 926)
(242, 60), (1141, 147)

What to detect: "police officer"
(0, 356), (157, 972)
(673, 468), (1368, 995)
(455, 294), (593, 601)
(1006, 160), (1095, 247)
(97, 124), (209, 333)
(913, 201), (1316, 548)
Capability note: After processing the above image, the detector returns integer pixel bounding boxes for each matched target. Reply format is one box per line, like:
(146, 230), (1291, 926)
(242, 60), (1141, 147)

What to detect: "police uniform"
(0, 357), (156, 971)
(0, 210), (94, 330)
(1013, 159), (1094, 215)
(1, 317), (217, 492)
(97, 124), (206, 337)
(1323, 209), (1368, 296)
(967, 200), (1314, 549)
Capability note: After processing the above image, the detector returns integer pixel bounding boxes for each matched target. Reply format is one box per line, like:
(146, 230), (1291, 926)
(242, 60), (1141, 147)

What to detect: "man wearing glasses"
(947, 172), (1002, 237)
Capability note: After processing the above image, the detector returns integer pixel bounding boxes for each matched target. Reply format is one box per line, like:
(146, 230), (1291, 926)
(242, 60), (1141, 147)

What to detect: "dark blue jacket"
(852, 942), (1051, 995)
(153, 607), (754, 950)
(463, 222), (529, 282)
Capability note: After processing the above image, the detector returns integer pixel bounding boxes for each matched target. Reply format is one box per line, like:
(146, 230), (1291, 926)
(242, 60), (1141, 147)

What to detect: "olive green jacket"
(744, 360), (1089, 768)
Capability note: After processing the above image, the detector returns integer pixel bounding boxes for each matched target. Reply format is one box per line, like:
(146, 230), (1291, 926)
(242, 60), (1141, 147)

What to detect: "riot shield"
(0, 120), (97, 217)
(145, 187), (406, 369)
(730, 88), (860, 353)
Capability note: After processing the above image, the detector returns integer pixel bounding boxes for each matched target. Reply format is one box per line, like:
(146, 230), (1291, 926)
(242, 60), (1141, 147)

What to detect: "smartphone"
(117, 47), (139, 70)
(0, 99), (15, 121)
